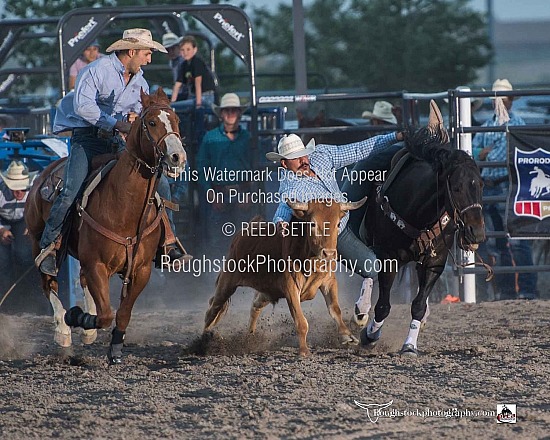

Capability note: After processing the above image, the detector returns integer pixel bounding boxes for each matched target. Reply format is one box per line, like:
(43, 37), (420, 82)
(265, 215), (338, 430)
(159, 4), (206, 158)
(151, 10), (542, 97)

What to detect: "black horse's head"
(405, 125), (486, 251)
(443, 150), (486, 251)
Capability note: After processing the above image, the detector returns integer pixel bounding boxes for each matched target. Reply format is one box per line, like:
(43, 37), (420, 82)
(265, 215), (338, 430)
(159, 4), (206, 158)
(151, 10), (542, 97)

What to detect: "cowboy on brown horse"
(34, 28), (187, 276)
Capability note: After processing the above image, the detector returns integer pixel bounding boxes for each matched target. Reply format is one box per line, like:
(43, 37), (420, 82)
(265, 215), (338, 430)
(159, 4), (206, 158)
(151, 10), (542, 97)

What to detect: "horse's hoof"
(298, 348), (311, 357)
(81, 329), (97, 345)
(340, 334), (359, 346)
(353, 307), (369, 328)
(54, 331), (72, 348)
(360, 327), (381, 346)
(399, 344), (418, 357)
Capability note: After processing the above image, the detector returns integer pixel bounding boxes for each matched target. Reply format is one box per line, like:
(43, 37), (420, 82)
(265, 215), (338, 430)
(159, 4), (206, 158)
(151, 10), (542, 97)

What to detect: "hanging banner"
(60, 13), (112, 72)
(189, 7), (250, 64)
(507, 129), (550, 238)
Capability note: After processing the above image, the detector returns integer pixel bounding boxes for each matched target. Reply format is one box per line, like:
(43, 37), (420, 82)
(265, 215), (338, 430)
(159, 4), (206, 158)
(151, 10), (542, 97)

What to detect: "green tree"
(253, 0), (492, 92)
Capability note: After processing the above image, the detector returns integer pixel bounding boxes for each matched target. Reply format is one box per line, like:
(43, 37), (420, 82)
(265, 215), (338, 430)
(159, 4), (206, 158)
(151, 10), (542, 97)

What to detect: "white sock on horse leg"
(367, 318), (384, 335)
(404, 319), (422, 348)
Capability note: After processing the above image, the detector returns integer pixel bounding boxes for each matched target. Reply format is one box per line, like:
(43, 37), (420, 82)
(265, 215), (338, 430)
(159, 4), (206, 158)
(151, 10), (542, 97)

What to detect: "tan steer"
(204, 198), (366, 356)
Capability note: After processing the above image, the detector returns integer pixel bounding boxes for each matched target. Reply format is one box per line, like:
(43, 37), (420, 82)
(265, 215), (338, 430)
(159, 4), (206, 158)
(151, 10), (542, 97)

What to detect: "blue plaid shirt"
(273, 133), (399, 233)
(472, 112), (526, 181)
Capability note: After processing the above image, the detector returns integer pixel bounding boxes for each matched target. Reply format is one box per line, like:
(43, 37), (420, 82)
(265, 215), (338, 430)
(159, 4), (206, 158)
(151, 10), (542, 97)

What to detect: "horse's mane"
(404, 127), (474, 173)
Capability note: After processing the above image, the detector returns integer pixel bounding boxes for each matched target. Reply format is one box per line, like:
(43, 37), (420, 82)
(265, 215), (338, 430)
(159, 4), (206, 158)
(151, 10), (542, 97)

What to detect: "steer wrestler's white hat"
(0, 160), (37, 191)
(212, 93), (249, 119)
(266, 134), (315, 161)
(361, 101), (397, 124)
(106, 29), (167, 53)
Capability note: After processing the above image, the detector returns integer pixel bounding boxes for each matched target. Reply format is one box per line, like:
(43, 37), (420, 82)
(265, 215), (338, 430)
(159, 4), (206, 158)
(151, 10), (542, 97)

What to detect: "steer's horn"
(286, 199), (309, 211)
(340, 196), (368, 211)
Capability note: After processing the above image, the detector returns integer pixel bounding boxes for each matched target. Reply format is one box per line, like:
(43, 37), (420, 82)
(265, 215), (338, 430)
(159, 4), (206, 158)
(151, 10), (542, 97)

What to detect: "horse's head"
(445, 151), (486, 251)
(127, 88), (186, 177)
(404, 101), (486, 252)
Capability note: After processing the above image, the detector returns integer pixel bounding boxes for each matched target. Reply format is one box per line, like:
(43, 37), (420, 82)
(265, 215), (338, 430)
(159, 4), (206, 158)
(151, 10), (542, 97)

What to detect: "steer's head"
(286, 197), (367, 260)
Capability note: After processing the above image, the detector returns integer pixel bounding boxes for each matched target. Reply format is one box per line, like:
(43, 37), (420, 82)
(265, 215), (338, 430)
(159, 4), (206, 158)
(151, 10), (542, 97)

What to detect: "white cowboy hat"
(490, 78), (514, 99)
(361, 101), (397, 124)
(211, 93), (249, 119)
(106, 29), (167, 53)
(162, 32), (183, 49)
(266, 134), (315, 162)
(0, 160), (37, 191)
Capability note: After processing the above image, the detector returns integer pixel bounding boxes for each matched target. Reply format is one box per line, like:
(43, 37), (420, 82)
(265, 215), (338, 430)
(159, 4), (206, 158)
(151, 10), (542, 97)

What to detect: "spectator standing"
(473, 78), (538, 300)
(162, 32), (188, 101)
(0, 161), (36, 297)
(196, 93), (251, 253)
(68, 40), (101, 90)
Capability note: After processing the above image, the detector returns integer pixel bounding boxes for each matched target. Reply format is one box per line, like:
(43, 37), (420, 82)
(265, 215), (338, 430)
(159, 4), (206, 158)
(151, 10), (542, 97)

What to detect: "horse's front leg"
(64, 263), (114, 339)
(108, 263), (152, 364)
(80, 274), (97, 345)
(319, 275), (359, 346)
(360, 270), (396, 346)
(400, 259), (445, 356)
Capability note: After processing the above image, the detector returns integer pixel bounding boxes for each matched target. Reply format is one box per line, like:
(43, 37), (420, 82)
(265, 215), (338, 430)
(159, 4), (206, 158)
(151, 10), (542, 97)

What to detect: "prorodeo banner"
(507, 129), (550, 238)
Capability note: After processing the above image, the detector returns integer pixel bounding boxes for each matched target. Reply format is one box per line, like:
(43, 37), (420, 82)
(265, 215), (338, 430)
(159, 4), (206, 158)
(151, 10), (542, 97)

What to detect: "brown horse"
(25, 88), (186, 363)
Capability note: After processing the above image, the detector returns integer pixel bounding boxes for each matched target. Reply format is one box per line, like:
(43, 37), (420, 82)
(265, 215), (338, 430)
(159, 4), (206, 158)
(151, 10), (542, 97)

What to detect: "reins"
(79, 103), (178, 297)
(440, 172), (493, 281)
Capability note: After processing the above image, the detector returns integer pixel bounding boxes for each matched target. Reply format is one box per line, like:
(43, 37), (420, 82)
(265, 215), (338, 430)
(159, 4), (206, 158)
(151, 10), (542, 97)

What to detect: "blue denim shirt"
(273, 133), (399, 233)
(53, 53), (149, 134)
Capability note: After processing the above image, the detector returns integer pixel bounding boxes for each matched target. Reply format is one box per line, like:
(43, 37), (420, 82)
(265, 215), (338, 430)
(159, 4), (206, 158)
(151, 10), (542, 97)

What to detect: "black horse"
(357, 110), (486, 356)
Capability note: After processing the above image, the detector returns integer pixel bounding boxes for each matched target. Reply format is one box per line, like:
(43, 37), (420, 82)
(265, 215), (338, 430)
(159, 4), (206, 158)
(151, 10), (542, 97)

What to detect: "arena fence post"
(457, 86), (477, 303)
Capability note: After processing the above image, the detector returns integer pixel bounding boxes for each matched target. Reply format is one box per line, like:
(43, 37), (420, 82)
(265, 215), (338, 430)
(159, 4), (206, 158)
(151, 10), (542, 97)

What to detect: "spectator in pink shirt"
(69, 40), (101, 90)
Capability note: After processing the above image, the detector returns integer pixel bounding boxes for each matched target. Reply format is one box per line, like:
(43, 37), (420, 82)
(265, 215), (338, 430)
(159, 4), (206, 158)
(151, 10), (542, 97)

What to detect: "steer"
(203, 197), (366, 356)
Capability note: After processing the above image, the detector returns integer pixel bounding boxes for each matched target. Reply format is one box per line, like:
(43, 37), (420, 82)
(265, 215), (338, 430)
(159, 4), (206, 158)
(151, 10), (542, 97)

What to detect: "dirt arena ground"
(0, 267), (549, 439)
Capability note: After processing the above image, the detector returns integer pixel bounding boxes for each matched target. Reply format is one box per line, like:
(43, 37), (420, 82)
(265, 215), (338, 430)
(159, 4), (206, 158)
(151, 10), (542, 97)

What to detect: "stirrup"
(173, 237), (193, 262)
(34, 242), (57, 268)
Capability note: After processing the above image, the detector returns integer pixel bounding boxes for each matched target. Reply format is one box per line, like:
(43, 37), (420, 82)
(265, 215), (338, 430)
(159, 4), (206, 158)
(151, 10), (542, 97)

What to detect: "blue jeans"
(157, 174), (176, 234)
(483, 181), (537, 298)
(40, 133), (115, 248)
(337, 225), (378, 279)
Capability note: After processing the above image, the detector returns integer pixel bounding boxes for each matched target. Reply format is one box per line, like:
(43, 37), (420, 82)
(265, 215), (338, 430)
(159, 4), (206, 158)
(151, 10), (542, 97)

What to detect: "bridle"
(127, 104), (182, 176)
(445, 172), (483, 231)
(443, 168), (492, 281)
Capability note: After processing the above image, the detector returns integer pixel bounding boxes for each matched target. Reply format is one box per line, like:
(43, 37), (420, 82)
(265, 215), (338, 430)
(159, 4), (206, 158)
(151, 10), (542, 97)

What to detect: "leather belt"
(73, 126), (114, 139)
